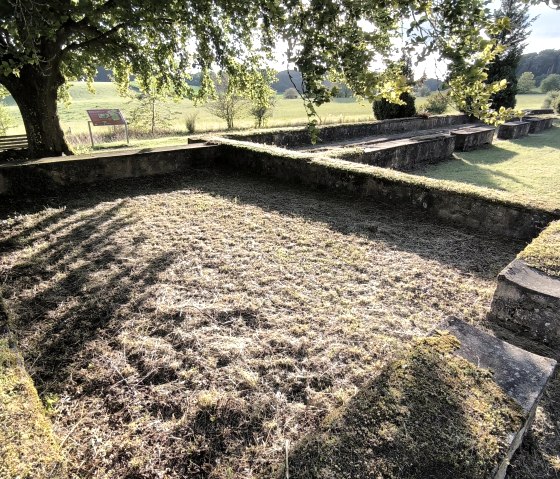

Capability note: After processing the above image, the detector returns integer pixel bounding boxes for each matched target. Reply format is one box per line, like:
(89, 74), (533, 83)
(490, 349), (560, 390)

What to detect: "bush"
(372, 92), (416, 120)
(542, 90), (560, 108)
(542, 90), (560, 113)
(540, 74), (560, 93)
(423, 92), (449, 114)
(185, 112), (198, 134)
(283, 87), (299, 99)
(250, 96), (276, 128)
(517, 72), (536, 93)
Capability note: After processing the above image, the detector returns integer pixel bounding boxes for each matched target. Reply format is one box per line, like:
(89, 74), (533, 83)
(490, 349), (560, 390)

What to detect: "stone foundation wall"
(451, 126), (495, 151)
(498, 122), (531, 140)
(0, 144), (221, 195)
(333, 134), (455, 171)
(490, 260), (560, 347)
(216, 142), (557, 240)
(221, 114), (471, 148)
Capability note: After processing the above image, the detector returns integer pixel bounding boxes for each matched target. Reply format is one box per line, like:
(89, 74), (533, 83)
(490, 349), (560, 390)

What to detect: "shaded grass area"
(519, 220), (560, 277)
(0, 172), (525, 478)
(286, 334), (524, 479)
(415, 125), (560, 210)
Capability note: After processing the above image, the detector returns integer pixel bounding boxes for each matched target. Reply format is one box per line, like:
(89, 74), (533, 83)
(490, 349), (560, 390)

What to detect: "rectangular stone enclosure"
(333, 134), (455, 171)
(451, 125), (496, 151)
(497, 121), (531, 140)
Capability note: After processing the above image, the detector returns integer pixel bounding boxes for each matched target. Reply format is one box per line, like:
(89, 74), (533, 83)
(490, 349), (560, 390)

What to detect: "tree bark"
(2, 62), (72, 159)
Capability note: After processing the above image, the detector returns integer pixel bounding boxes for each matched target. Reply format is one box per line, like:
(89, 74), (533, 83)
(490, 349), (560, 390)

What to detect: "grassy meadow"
(1, 82), (548, 142)
(416, 124), (560, 210)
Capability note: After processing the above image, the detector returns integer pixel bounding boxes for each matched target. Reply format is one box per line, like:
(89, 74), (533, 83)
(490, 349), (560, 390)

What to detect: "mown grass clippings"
(518, 220), (560, 278)
(285, 333), (526, 479)
(0, 172), (522, 478)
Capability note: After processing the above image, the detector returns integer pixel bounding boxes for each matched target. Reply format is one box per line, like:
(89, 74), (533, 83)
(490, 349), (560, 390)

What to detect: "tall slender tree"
(486, 0), (536, 110)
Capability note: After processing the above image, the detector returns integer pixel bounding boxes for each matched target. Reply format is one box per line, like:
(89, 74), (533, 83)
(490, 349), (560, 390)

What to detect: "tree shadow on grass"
(284, 335), (523, 479)
(1, 198), (179, 392)
(0, 171), (528, 477)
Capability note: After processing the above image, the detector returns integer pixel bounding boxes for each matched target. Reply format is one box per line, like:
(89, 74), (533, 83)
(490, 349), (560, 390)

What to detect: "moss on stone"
(518, 220), (560, 278)
(0, 297), (65, 479)
(284, 333), (525, 479)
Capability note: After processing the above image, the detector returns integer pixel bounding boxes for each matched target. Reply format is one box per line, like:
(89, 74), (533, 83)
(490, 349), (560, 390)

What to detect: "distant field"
(2, 82), (548, 139)
(415, 124), (560, 210)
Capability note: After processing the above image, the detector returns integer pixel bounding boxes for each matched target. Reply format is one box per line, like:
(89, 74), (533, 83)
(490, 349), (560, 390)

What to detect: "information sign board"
(87, 109), (126, 126)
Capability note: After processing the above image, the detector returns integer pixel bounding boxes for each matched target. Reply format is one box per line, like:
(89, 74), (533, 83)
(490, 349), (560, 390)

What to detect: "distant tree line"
(516, 49), (560, 85)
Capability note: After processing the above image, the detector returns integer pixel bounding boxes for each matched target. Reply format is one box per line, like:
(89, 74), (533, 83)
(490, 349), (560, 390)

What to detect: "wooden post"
(124, 121), (130, 145)
(87, 121), (94, 148)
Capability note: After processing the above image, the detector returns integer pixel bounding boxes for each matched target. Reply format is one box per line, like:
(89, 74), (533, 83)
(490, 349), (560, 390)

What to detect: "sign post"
(86, 109), (129, 147)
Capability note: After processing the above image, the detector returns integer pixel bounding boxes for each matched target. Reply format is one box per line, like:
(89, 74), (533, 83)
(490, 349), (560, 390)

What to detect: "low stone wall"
(332, 134), (455, 171)
(523, 109), (554, 115)
(498, 122), (531, 140)
(489, 259), (560, 347)
(451, 126), (495, 151)
(2, 140), (557, 241)
(214, 141), (557, 240)
(0, 144), (220, 195)
(523, 117), (553, 133)
(220, 114), (471, 148)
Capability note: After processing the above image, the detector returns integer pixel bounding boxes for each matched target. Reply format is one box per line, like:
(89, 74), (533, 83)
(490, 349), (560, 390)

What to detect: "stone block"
(441, 318), (557, 479)
(338, 133), (455, 171)
(451, 125), (495, 151)
(497, 121), (531, 140)
(523, 108), (554, 115)
(489, 259), (560, 346)
(523, 117), (549, 134)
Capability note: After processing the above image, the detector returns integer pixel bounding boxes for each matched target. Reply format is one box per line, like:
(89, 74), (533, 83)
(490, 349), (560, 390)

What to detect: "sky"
(272, 2), (560, 80)
(524, 3), (560, 54)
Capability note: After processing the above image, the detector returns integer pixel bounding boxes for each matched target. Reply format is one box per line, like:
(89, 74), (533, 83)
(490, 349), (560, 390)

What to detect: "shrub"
(540, 74), (560, 93)
(542, 90), (560, 110)
(517, 72), (536, 93)
(423, 92), (449, 114)
(250, 96), (276, 128)
(283, 87), (299, 99)
(185, 112), (198, 134)
(372, 92), (416, 120)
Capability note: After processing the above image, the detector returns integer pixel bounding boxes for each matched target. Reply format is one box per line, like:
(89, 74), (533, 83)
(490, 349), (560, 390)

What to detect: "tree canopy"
(0, 0), (555, 157)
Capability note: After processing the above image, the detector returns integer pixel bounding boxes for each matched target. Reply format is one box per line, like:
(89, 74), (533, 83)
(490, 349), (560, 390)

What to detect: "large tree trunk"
(2, 62), (72, 159)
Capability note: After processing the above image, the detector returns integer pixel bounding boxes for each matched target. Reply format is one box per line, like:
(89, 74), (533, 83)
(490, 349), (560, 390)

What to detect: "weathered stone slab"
(523, 117), (550, 134)
(335, 133), (455, 171)
(441, 317), (557, 479)
(497, 121), (531, 140)
(523, 108), (554, 115)
(451, 125), (495, 151)
(489, 259), (560, 346)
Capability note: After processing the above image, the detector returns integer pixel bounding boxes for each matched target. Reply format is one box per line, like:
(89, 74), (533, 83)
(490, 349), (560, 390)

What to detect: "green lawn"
(2, 82), (373, 136)
(2, 82), (549, 138)
(416, 124), (560, 210)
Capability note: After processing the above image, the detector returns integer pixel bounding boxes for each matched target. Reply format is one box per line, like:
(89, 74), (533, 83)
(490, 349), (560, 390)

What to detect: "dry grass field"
(0, 171), (534, 478)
